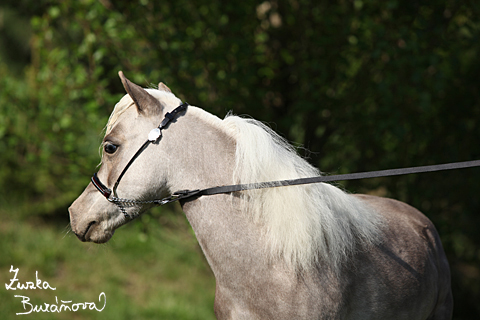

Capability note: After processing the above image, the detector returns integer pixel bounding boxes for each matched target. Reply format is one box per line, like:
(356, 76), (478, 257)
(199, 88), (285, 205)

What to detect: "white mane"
(222, 115), (382, 271)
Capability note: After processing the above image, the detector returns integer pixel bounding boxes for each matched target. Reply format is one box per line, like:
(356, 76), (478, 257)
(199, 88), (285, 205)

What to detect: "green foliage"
(1, 0), (480, 318)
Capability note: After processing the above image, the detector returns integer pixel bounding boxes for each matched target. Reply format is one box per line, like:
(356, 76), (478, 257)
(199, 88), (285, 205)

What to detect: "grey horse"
(69, 72), (452, 319)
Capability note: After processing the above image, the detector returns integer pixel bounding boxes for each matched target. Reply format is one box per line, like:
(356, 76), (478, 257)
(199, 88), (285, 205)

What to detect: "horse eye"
(104, 143), (118, 154)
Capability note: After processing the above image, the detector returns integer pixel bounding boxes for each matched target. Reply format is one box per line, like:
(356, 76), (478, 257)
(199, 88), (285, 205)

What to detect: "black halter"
(91, 99), (480, 220)
(91, 102), (189, 219)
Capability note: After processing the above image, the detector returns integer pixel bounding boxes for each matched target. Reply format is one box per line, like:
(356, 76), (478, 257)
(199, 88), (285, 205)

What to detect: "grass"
(0, 204), (216, 320)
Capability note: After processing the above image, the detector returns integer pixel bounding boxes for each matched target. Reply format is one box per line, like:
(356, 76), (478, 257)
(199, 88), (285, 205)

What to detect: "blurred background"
(1, 0), (479, 319)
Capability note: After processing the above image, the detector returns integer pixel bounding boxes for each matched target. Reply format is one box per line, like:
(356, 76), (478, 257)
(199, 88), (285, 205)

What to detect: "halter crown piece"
(91, 102), (189, 219)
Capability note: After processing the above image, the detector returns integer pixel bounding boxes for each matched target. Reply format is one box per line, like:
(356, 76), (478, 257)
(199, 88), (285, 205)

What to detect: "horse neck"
(164, 109), (269, 278)
(163, 109), (236, 191)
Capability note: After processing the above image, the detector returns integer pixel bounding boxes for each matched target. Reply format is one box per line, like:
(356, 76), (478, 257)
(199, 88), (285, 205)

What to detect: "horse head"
(69, 72), (184, 243)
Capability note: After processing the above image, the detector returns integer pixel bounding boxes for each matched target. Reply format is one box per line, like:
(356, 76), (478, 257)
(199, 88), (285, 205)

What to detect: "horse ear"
(118, 71), (163, 115)
(158, 82), (172, 93)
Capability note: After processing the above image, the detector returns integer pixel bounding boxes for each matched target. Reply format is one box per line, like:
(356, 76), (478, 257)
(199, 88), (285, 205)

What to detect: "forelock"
(105, 94), (135, 134)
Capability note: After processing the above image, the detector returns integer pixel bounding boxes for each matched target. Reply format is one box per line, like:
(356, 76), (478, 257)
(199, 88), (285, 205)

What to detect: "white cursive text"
(14, 292), (106, 315)
(5, 266), (56, 291)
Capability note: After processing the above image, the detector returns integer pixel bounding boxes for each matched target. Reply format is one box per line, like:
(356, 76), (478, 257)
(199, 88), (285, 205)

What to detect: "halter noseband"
(91, 102), (189, 219)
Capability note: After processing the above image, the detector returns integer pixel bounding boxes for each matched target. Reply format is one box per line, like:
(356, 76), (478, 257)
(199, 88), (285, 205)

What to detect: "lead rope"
(113, 159), (480, 207)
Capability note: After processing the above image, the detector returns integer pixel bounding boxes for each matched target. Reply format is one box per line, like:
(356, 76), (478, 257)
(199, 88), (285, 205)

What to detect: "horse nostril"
(75, 221), (97, 242)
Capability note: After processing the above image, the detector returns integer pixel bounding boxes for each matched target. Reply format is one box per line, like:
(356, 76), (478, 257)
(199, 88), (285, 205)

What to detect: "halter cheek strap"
(91, 102), (189, 219)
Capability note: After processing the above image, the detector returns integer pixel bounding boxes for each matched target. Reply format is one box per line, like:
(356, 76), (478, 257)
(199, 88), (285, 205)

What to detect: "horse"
(69, 71), (453, 319)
